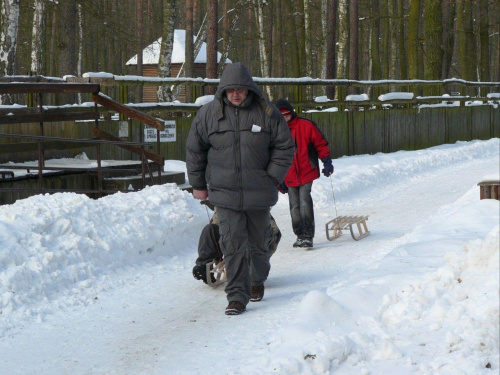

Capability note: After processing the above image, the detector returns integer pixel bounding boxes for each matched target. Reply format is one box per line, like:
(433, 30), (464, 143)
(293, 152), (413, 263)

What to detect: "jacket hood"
(215, 62), (265, 101)
(275, 98), (296, 119)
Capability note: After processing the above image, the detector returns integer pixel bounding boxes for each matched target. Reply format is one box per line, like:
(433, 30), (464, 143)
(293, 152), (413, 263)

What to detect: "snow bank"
(0, 184), (206, 334)
(252, 199), (499, 375)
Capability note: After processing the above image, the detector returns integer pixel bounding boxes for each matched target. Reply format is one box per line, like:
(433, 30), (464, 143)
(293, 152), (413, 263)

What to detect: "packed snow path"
(0, 139), (498, 374)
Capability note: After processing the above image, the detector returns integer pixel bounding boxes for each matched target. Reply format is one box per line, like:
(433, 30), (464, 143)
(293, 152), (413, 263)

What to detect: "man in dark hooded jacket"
(186, 63), (294, 315)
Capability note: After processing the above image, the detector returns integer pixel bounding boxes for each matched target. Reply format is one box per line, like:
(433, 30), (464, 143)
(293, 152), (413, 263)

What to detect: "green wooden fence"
(159, 105), (498, 161)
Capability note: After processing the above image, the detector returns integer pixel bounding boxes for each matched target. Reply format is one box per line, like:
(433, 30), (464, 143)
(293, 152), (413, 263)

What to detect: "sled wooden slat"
(325, 215), (370, 241)
(206, 260), (227, 288)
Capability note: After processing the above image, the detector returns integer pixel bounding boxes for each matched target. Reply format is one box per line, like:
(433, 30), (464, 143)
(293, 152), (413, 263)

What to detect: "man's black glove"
(321, 157), (334, 177)
(277, 181), (288, 194)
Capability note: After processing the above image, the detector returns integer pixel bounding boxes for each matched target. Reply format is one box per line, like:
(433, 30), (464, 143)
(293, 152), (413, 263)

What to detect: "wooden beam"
(0, 141), (96, 154)
(0, 83), (100, 94)
(92, 93), (165, 130)
(0, 111), (99, 125)
(92, 127), (163, 165)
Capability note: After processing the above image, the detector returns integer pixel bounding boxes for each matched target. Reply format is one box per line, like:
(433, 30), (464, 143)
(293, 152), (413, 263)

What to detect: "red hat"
(279, 108), (292, 116)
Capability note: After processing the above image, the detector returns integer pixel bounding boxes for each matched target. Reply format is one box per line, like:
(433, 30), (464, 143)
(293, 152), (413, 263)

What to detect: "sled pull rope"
(204, 204), (211, 222)
(329, 175), (338, 218)
(325, 175), (371, 241)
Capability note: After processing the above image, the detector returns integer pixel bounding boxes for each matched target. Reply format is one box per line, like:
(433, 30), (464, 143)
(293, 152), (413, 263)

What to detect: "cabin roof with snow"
(126, 29), (230, 66)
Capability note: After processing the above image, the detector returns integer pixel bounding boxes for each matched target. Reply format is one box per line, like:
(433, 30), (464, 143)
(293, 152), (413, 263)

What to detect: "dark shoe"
(293, 238), (303, 248)
(298, 239), (313, 248)
(225, 301), (246, 315)
(192, 264), (216, 284)
(250, 285), (265, 302)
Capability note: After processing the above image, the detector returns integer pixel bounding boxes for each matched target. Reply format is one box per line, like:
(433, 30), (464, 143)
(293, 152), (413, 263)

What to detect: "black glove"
(321, 157), (334, 177)
(277, 181), (288, 194)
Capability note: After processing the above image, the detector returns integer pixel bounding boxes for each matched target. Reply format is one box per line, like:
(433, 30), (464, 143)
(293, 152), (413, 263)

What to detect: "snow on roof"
(126, 29), (230, 66)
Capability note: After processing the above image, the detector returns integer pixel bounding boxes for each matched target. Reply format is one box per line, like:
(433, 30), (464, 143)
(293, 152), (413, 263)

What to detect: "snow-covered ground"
(0, 138), (498, 375)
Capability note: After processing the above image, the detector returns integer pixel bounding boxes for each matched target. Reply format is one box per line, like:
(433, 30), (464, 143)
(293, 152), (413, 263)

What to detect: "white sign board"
(144, 121), (176, 142)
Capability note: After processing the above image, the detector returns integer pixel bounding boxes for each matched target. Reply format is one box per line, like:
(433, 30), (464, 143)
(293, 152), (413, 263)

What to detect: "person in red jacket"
(275, 98), (334, 248)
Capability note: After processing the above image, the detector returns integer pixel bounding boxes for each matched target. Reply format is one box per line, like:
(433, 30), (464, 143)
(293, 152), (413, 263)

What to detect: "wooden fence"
(0, 76), (499, 163)
(158, 104), (499, 161)
(1, 101), (498, 164)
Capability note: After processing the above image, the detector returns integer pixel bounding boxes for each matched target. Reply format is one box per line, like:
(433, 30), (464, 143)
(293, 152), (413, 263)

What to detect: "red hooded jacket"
(283, 115), (331, 187)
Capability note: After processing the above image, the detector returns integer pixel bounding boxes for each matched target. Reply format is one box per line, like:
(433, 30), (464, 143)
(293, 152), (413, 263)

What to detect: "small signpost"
(144, 120), (176, 142)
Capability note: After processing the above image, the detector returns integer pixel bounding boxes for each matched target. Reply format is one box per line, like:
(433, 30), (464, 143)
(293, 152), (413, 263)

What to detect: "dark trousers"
(288, 181), (315, 239)
(195, 223), (220, 265)
(216, 207), (272, 305)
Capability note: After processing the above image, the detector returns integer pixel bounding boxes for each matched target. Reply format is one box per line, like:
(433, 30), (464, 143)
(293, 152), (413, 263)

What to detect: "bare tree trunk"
(478, 0), (489, 81)
(321, 0), (328, 81)
(283, 0), (300, 78)
(49, 5), (57, 77)
(158, 0), (176, 101)
(380, 0), (389, 78)
(303, 0), (313, 98)
(424, 0), (443, 82)
(246, 7), (253, 67)
(136, 0), (143, 102)
(408, 0), (420, 78)
(457, 0), (476, 81)
(0, 0), (20, 77)
(336, 0), (348, 79)
(492, 0), (500, 82)
(222, 0), (229, 54)
(30, 0), (44, 75)
(388, 0), (398, 78)
(58, 1), (77, 76)
(417, 0), (425, 80)
(218, 0), (245, 77)
(360, 12), (371, 80)
(0, 0), (19, 104)
(371, 0), (382, 80)
(293, 0), (306, 76)
(397, 0), (407, 79)
(266, 0), (273, 79)
(77, 3), (83, 103)
(441, 0), (455, 79)
(325, 0), (337, 99)
(349, 0), (359, 92)
(274, 1), (285, 98)
(185, 0), (194, 102)
(206, 0), (218, 94)
(253, 0), (272, 98)
(193, 0), (199, 32)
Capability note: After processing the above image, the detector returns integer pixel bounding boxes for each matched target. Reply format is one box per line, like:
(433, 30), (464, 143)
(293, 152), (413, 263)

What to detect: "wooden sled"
(325, 215), (370, 241)
(206, 260), (227, 288)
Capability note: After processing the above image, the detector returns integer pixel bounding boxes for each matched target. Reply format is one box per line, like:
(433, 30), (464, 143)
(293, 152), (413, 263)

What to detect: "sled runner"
(325, 176), (370, 241)
(325, 215), (370, 241)
(205, 259), (227, 287)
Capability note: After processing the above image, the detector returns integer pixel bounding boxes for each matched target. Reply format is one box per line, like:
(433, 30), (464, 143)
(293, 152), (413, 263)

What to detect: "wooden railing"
(0, 82), (167, 199)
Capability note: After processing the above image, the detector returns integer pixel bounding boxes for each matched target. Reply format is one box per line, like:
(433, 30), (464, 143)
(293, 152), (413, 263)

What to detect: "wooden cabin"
(126, 29), (231, 103)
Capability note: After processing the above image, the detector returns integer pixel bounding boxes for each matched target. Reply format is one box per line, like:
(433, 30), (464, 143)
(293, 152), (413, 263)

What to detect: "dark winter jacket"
(186, 63), (294, 210)
(276, 99), (331, 187)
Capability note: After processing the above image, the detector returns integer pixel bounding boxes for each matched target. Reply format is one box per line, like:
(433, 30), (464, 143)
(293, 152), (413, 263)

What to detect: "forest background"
(1, 0), (499, 104)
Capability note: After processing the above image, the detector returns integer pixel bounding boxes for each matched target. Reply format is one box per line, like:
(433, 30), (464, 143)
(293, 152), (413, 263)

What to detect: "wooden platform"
(103, 171), (185, 191)
(0, 159), (186, 205)
(478, 179), (499, 200)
